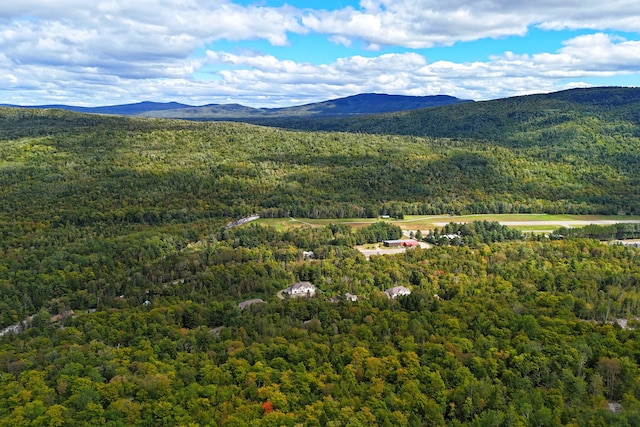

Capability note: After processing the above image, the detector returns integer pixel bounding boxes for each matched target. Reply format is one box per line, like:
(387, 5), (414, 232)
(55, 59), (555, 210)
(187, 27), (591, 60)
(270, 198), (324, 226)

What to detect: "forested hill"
(3, 94), (640, 426)
(1, 98), (639, 222)
(245, 86), (640, 143)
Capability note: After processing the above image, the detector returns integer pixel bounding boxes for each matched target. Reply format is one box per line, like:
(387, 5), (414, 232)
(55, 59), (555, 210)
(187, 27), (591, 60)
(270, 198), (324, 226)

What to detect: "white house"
(285, 281), (316, 297)
(385, 286), (411, 299)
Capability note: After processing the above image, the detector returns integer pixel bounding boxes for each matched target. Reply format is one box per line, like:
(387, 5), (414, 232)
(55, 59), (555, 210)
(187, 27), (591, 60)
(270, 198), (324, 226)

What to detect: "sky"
(1, 0), (639, 107)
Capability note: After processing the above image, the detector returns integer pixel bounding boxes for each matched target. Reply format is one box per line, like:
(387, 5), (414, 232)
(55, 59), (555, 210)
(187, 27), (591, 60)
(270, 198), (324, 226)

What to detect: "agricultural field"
(258, 214), (640, 234)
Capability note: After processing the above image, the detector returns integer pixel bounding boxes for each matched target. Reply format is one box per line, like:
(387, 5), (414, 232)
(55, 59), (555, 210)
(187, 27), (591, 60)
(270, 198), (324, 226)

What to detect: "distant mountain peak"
(300, 93), (471, 116)
(1, 93), (472, 120)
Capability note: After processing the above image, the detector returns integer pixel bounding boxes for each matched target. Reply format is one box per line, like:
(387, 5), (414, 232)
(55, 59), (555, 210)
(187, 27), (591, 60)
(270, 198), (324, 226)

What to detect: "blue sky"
(0, 1), (639, 107)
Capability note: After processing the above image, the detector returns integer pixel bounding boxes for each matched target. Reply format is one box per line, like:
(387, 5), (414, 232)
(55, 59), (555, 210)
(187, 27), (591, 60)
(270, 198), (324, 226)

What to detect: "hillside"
(1, 89), (639, 326)
(243, 87), (640, 138)
(2, 90), (640, 425)
(2, 87), (638, 223)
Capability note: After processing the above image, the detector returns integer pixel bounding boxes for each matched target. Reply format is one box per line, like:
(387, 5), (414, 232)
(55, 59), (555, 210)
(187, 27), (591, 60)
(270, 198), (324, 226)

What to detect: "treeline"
(2, 224), (640, 425)
(326, 222), (403, 246)
(257, 198), (621, 220)
(426, 220), (524, 247)
(552, 223), (640, 241)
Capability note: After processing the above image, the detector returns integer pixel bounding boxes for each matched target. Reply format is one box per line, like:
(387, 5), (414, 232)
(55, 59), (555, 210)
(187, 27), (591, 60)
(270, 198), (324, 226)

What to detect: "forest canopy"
(2, 223), (640, 426)
(2, 91), (640, 225)
(2, 88), (640, 425)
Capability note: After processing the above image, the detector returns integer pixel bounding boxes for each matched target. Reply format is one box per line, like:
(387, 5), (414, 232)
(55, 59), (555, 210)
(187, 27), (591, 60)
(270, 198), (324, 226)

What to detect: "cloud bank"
(0, 1), (638, 106)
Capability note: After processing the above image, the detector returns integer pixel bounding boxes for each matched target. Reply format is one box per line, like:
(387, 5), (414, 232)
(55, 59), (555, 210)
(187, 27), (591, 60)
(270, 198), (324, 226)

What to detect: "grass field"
(256, 214), (640, 233)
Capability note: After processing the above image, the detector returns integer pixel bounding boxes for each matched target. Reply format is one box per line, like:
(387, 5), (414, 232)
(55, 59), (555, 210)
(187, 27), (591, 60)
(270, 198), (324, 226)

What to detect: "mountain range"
(1, 93), (471, 119)
(2, 85), (638, 219)
(260, 86), (640, 137)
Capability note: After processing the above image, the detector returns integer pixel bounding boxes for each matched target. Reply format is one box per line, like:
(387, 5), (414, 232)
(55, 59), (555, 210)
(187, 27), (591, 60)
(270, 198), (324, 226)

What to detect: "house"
(383, 239), (419, 247)
(238, 298), (265, 310)
(385, 286), (411, 299)
(302, 250), (315, 260)
(284, 281), (316, 297)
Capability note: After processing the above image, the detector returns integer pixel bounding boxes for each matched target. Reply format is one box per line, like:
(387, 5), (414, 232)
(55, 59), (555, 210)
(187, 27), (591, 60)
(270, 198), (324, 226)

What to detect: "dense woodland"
(1, 87), (640, 425)
(2, 87), (640, 223)
(2, 224), (640, 426)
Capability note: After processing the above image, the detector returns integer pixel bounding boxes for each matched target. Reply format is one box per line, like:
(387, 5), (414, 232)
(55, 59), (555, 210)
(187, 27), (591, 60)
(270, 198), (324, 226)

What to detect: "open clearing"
(356, 241), (433, 260)
(257, 214), (640, 233)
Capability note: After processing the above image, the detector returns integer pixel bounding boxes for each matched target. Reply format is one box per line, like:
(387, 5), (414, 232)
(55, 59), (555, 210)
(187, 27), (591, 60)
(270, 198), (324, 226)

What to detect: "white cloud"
(0, 1), (639, 106)
(555, 33), (640, 71)
(2, 31), (640, 107)
(0, 1), (304, 80)
(488, 34), (640, 76)
(194, 33), (640, 105)
(303, 0), (640, 48)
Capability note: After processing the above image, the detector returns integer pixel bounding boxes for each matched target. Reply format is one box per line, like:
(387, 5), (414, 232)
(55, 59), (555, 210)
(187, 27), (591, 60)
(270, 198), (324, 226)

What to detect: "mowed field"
(257, 214), (640, 233)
